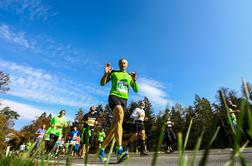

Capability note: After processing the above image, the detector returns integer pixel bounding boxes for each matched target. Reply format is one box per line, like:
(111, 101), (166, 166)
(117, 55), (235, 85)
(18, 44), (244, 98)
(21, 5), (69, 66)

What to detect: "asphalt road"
(46, 148), (252, 166)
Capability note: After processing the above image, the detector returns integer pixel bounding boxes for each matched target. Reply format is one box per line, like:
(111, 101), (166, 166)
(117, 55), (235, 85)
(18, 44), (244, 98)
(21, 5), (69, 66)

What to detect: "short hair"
(60, 109), (66, 114)
(90, 106), (96, 111)
(119, 58), (127, 64)
(140, 101), (145, 105)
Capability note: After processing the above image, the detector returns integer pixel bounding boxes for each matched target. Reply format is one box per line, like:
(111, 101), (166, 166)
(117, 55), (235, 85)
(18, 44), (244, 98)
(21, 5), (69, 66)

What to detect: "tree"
(74, 108), (84, 123)
(0, 107), (20, 120)
(170, 103), (185, 135)
(18, 112), (51, 146)
(193, 95), (215, 148)
(0, 107), (20, 151)
(0, 71), (10, 94)
(142, 97), (156, 151)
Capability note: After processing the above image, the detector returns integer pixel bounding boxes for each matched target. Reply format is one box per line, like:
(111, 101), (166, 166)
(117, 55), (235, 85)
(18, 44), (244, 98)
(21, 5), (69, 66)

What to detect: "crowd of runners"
(25, 58), (241, 163)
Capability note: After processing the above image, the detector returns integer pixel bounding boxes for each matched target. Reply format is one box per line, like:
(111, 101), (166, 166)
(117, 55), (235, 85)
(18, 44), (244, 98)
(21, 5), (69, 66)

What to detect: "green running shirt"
(109, 71), (139, 99)
(97, 131), (106, 142)
(228, 108), (237, 125)
(46, 116), (67, 137)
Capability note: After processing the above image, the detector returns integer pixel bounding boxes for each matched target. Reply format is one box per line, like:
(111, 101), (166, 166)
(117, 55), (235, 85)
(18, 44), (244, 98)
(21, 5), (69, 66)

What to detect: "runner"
(30, 124), (46, 156)
(99, 58), (139, 163)
(70, 126), (80, 157)
(52, 136), (64, 158)
(127, 101), (148, 156)
(45, 110), (68, 154)
(164, 116), (176, 153)
(81, 106), (98, 159)
(20, 143), (26, 153)
(227, 99), (240, 130)
(97, 128), (106, 149)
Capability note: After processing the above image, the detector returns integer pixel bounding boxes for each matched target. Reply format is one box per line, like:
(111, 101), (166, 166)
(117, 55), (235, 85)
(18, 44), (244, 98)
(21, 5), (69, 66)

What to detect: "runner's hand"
(130, 72), (137, 81)
(105, 64), (112, 74)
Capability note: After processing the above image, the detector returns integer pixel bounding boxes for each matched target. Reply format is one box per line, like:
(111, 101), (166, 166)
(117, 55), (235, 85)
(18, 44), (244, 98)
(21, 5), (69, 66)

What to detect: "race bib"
(87, 119), (95, 125)
(139, 114), (145, 118)
(116, 81), (129, 93)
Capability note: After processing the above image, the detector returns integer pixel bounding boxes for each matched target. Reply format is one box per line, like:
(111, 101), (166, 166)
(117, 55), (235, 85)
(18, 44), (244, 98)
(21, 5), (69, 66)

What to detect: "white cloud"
(0, 99), (46, 120)
(0, 99), (74, 126)
(0, 24), (33, 48)
(36, 38), (103, 70)
(137, 77), (172, 108)
(0, 59), (106, 108)
(0, 22), (102, 71)
(0, 0), (56, 20)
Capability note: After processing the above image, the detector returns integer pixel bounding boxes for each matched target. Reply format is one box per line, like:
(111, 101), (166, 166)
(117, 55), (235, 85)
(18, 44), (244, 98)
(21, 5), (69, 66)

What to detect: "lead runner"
(99, 58), (139, 163)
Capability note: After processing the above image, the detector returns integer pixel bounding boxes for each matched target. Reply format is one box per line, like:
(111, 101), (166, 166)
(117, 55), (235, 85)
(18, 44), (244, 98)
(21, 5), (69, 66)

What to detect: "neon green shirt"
(109, 71), (139, 99)
(228, 108), (237, 125)
(47, 116), (67, 137)
(97, 131), (106, 142)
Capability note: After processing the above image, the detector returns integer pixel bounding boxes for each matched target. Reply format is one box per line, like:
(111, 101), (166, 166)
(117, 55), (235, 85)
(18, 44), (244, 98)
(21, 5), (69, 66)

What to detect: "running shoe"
(99, 149), (107, 162)
(117, 148), (129, 163)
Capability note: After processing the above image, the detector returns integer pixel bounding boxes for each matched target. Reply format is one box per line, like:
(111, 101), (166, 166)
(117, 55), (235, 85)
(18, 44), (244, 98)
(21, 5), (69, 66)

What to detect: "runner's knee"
(114, 105), (124, 122)
(140, 130), (145, 140)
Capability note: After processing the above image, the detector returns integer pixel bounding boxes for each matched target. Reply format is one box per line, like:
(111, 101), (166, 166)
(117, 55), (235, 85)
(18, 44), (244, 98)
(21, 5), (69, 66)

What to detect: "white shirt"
(131, 107), (145, 122)
(20, 144), (26, 151)
(166, 120), (173, 127)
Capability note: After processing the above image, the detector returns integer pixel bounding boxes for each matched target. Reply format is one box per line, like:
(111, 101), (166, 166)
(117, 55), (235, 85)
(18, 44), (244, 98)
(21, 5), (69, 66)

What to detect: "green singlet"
(109, 71), (139, 99)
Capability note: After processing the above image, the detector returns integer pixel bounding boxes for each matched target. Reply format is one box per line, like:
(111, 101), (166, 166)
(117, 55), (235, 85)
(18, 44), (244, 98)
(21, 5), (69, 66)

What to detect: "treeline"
(10, 85), (252, 152)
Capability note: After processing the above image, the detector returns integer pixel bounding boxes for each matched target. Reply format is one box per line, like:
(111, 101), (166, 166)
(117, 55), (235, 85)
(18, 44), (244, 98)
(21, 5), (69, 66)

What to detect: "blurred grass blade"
(151, 112), (168, 166)
(66, 156), (72, 166)
(209, 126), (220, 145)
(239, 154), (247, 166)
(242, 79), (252, 138)
(183, 119), (193, 152)
(106, 136), (116, 165)
(178, 132), (183, 166)
(220, 90), (236, 135)
(224, 140), (249, 166)
(242, 79), (250, 100)
(190, 130), (204, 166)
(84, 126), (90, 166)
(199, 126), (220, 166)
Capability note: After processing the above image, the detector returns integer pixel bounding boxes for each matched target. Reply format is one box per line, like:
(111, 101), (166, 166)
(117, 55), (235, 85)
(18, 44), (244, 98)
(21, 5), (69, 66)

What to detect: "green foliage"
(0, 155), (35, 166)
(0, 107), (20, 152)
(9, 112), (51, 150)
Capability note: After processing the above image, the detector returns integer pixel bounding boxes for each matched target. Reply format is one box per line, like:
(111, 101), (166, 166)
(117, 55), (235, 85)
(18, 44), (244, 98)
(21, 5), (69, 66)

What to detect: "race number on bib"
(116, 81), (129, 93)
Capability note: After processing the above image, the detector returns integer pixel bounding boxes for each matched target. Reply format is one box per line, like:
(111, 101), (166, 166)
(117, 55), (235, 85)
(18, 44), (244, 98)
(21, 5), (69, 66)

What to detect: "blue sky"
(0, 0), (252, 130)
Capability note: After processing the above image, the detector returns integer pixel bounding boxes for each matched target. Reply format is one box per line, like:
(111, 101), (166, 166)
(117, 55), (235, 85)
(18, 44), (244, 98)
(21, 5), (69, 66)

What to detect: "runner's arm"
(130, 108), (139, 119)
(100, 64), (112, 86)
(100, 73), (111, 86)
(131, 81), (139, 93)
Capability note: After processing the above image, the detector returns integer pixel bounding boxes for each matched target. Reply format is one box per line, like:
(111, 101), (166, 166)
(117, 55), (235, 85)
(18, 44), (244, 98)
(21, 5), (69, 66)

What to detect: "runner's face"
(119, 59), (128, 71)
(90, 106), (96, 113)
(140, 102), (145, 109)
(60, 111), (65, 117)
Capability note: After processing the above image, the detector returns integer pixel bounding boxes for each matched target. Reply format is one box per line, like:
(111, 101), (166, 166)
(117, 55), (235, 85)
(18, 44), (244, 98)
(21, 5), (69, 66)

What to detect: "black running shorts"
(133, 120), (145, 133)
(108, 95), (127, 111)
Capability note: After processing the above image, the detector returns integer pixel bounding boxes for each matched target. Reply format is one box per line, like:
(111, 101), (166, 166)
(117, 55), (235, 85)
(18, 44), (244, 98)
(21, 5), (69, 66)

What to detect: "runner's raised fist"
(130, 72), (137, 81)
(105, 64), (112, 74)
